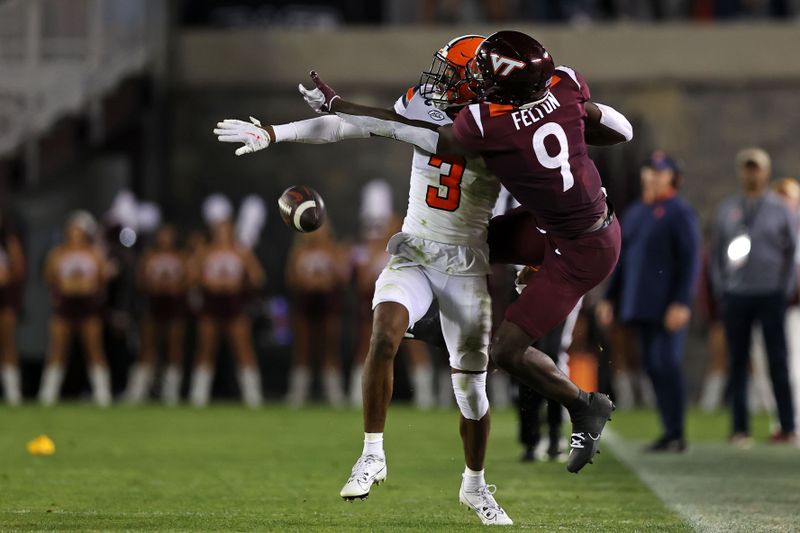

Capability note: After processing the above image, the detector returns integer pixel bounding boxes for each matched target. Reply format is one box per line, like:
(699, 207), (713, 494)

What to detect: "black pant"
(518, 321), (566, 448)
(634, 322), (687, 440)
(722, 292), (795, 434)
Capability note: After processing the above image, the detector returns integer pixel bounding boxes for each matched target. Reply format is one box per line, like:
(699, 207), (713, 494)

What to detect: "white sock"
(285, 366), (311, 408)
(462, 466), (486, 491)
(89, 365), (112, 407)
(349, 365), (364, 408)
(238, 366), (263, 408)
(362, 432), (384, 457)
(411, 364), (435, 410)
(124, 363), (153, 404)
(161, 365), (182, 405)
(322, 368), (345, 408)
(2, 364), (22, 405)
(39, 363), (65, 406)
(189, 365), (214, 407)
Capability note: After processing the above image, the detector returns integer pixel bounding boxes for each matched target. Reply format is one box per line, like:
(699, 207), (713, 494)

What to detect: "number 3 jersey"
(452, 66), (607, 239)
(390, 86), (500, 275)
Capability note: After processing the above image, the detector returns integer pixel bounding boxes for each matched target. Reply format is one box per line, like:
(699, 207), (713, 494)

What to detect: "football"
(277, 185), (326, 232)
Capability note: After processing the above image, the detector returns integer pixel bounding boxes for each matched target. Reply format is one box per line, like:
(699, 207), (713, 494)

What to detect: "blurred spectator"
(596, 169), (658, 410)
(39, 211), (113, 407)
(696, 242), (729, 412)
(188, 217), (266, 408)
(773, 177), (800, 433)
(599, 151), (701, 452)
(284, 225), (349, 407)
(124, 225), (189, 405)
(0, 210), (25, 405)
(710, 148), (797, 445)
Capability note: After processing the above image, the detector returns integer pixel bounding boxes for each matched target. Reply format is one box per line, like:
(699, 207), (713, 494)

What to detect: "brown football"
(277, 185), (326, 233)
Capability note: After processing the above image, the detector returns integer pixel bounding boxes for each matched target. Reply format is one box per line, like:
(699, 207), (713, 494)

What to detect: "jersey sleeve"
(554, 65), (591, 102)
(392, 86), (418, 117)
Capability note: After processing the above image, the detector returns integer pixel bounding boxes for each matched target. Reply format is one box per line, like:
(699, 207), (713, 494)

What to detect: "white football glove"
(214, 116), (270, 156)
(298, 84), (327, 114)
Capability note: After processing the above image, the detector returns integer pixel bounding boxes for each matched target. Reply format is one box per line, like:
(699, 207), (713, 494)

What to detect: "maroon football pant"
(487, 207), (621, 339)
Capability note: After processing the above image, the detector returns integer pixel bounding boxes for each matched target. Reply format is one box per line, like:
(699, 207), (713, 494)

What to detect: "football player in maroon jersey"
(302, 30), (633, 473)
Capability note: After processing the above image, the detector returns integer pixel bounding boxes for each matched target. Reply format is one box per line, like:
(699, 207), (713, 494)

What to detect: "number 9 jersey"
(452, 66), (607, 239)
(392, 86), (500, 274)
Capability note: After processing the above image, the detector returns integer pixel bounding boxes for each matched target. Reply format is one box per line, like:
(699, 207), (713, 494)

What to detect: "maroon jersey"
(453, 66), (606, 238)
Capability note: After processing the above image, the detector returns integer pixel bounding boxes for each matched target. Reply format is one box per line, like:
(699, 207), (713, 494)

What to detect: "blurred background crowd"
(1, 0), (800, 453)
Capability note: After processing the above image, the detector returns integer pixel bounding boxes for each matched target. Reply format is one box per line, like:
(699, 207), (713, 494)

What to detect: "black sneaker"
(567, 393), (614, 473)
(645, 436), (687, 453)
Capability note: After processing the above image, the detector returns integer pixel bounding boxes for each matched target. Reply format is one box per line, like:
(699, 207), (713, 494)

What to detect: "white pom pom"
(108, 189), (138, 228)
(137, 202), (162, 233)
(236, 195), (267, 248)
(202, 194), (233, 226)
(360, 179), (393, 221)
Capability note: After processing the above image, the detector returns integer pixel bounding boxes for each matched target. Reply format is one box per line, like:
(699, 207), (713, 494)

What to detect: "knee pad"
(451, 372), (489, 421)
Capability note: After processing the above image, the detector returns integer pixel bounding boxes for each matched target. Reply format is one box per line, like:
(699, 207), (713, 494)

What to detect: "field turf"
(0, 404), (795, 531)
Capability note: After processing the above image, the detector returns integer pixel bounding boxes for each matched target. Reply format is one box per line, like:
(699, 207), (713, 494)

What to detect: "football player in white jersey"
(215, 35), (513, 525)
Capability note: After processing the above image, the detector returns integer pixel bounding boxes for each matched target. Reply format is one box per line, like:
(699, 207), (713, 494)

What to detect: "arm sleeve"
(334, 112), (440, 153)
(670, 206), (702, 306)
(272, 115), (371, 144)
(595, 103), (633, 142)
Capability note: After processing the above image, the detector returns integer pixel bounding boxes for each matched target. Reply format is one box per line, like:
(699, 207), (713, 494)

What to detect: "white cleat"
(340, 454), (387, 501)
(459, 481), (513, 526)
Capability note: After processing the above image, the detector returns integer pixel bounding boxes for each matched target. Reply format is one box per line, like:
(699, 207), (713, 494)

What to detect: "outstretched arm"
(584, 101), (633, 146)
(304, 71), (472, 157)
(214, 114), (372, 156)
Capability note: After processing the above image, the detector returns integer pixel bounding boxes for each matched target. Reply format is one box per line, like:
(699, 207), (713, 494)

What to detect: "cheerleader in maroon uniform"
(0, 212), (25, 405)
(124, 225), (188, 404)
(39, 211), (112, 406)
(285, 224), (349, 407)
(188, 218), (265, 407)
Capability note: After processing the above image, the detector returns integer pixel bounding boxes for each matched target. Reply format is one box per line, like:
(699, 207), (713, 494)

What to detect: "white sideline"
(605, 429), (800, 533)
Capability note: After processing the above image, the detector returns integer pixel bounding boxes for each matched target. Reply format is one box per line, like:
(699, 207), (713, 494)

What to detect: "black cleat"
(567, 393), (615, 473)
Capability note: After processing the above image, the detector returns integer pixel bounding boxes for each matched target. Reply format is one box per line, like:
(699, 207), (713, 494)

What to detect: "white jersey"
(391, 87), (500, 275)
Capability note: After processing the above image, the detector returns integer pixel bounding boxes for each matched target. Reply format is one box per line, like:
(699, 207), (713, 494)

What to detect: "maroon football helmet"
(467, 31), (555, 107)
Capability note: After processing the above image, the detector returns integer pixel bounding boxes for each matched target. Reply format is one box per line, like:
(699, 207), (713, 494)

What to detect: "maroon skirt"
(146, 293), (188, 321)
(53, 292), (103, 321)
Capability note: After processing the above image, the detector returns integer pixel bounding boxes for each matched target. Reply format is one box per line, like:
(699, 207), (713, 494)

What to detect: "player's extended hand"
(664, 303), (691, 332)
(214, 117), (271, 156)
(298, 71), (340, 113)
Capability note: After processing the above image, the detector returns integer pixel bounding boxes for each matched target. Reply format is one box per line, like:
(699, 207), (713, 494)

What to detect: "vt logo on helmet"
(489, 54), (526, 77)
(467, 30), (555, 107)
(419, 35), (486, 109)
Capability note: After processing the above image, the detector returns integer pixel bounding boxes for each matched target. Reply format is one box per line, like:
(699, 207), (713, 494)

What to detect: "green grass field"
(0, 404), (796, 532)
